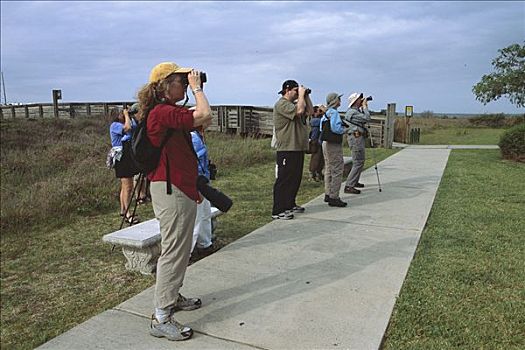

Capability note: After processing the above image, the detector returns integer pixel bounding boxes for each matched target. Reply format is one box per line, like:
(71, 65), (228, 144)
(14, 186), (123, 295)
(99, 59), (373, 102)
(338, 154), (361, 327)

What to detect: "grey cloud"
(1, 1), (524, 113)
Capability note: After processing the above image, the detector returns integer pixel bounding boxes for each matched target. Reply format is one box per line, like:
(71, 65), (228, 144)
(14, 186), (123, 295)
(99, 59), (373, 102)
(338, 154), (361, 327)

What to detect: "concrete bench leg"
(121, 243), (161, 275)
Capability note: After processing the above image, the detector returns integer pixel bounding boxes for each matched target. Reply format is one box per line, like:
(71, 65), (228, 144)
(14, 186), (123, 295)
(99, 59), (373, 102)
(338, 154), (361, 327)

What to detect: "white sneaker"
(272, 211), (294, 220)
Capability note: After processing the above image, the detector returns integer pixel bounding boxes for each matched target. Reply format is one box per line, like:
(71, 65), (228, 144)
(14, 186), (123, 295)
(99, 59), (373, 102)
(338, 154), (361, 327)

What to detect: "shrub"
(498, 122), (525, 162)
(509, 114), (525, 126)
(469, 114), (506, 127)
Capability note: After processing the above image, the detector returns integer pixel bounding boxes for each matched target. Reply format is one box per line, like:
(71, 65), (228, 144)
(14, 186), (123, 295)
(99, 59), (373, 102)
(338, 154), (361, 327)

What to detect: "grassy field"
(394, 116), (521, 145)
(419, 127), (505, 145)
(0, 117), (396, 349)
(382, 150), (525, 349)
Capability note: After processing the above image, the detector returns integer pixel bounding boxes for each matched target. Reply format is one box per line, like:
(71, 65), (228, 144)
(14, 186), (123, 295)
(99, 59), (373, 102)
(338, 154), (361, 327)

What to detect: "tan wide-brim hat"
(348, 92), (363, 108)
(149, 62), (192, 84)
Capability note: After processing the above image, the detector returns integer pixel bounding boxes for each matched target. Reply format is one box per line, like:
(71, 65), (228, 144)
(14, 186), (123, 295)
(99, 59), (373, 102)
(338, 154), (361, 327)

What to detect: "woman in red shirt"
(136, 62), (211, 341)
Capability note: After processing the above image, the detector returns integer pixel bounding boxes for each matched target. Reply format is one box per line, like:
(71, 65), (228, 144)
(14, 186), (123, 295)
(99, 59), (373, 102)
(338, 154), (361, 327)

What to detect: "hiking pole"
(367, 125), (382, 192)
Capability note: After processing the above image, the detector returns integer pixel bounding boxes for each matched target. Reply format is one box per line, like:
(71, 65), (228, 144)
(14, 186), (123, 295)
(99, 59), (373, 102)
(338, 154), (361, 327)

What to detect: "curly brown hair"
(135, 74), (183, 121)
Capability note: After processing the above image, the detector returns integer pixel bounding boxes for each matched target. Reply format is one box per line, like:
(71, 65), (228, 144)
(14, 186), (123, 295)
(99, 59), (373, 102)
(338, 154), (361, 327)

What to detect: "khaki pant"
(322, 141), (343, 199)
(150, 182), (197, 310)
(345, 133), (366, 187)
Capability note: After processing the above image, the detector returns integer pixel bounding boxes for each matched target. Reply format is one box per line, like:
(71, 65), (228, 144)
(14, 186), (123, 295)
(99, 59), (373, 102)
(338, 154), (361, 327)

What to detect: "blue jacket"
(109, 118), (136, 147)
(320, 107), (345, 135)
(191, 131), (210, 179)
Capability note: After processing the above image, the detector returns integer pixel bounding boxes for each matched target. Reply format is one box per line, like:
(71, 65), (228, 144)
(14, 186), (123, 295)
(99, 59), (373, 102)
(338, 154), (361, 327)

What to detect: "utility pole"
(1, 71), (7, 105)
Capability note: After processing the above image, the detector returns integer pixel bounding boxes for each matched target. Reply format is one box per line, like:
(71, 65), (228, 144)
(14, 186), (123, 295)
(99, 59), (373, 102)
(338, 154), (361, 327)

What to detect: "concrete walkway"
(393, 141), (499, 149)
(38, 147), (451, 350)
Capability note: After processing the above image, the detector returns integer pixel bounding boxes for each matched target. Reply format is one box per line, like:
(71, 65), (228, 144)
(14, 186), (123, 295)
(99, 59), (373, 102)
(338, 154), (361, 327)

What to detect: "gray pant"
(345, 133), (365, 187)
(150, 182), (197, 310)
(322, 141), (343, 199)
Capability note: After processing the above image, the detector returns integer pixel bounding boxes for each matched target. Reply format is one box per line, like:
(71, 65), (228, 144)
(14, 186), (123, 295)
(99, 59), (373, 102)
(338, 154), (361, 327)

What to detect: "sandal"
(125, 215), (140, 225)
(137, 197), (148, 205)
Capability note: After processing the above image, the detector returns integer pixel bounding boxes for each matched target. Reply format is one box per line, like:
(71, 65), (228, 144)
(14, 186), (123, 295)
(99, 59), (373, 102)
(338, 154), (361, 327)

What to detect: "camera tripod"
(367, 126), (383, 192)
(119, 172), (147, 230)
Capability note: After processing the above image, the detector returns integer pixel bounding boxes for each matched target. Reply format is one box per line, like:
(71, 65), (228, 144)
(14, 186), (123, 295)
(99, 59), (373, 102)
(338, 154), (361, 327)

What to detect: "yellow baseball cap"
(149, 62), (192, 83)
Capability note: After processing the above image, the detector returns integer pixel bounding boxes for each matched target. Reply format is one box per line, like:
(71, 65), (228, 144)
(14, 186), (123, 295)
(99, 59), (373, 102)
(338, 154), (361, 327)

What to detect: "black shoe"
(328, 198), (347, 207)
(355, 183), (365, 188)
(344, 186), (361, 194)
(292, 206), (305, 213)
(324, 195), (330, 203)
(195, 244), (216, 258)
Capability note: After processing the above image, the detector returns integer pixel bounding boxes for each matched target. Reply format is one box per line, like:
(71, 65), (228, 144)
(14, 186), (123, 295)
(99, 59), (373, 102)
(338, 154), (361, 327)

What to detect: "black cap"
(278, 79), (299, 95)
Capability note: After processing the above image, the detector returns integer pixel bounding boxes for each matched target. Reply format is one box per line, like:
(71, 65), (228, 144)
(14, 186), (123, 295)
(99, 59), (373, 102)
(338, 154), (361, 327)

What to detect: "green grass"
(382, 150), (525, 350)
(419, 128), (506, 145)
(0, 118), (397, 349)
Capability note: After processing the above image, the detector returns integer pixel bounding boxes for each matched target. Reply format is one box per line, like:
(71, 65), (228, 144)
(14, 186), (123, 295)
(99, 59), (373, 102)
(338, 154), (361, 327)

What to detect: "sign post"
(404, 105), (413, 143)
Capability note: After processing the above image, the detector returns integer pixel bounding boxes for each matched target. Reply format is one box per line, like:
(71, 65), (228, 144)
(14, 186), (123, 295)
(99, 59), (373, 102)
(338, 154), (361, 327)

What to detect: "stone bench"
(103, 207), (223, 275)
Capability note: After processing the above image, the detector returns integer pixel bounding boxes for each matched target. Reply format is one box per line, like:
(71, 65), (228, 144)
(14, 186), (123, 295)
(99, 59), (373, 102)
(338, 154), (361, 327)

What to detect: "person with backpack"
(320, 92), (348, 207)
(308, 105), (325, 182)
(108, 106), (140, 224)
(136, 61), (212, 342)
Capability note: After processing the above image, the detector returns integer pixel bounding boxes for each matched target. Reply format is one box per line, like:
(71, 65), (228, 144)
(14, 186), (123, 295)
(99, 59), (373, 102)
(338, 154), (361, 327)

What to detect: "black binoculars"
(181, 72), (207, 86)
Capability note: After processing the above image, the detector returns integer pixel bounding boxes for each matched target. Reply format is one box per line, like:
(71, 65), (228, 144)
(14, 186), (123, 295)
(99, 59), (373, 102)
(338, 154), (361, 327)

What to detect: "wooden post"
(385, 103), (396, 148)
(39, 105), (44, 118)
(238, 106), (245, 134)
(24, 105), (29, 118)
(69, 103), (75, 118)
(11, 106), (15, 118)
(86, 104), (91, 117)
(52, 90), (62, 118)
(103, 103), (109, 116)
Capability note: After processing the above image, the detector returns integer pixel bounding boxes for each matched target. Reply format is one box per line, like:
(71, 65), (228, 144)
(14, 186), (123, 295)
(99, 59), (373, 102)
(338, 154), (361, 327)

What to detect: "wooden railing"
(0, 102), (135, 119)
(1, 102), (396, 148)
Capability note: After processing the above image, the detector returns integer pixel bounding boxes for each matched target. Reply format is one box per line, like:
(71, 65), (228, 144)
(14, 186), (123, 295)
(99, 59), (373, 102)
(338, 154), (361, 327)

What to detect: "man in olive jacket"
(272, 79), (313, 220)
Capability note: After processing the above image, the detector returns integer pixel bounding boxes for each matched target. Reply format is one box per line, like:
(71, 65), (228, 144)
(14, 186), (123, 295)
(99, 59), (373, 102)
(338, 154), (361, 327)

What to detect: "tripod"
(367, 126), (383, 192)
(119, 172), (147, 229)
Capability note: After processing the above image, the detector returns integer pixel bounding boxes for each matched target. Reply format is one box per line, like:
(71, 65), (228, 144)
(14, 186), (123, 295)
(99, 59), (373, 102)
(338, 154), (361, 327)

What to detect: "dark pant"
(309, 143), (324, 175)
(272, 151), (304, 215)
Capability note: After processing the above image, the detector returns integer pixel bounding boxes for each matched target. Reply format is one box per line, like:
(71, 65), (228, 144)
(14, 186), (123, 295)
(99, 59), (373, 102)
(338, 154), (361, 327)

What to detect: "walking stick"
(367, 125), (382, 192)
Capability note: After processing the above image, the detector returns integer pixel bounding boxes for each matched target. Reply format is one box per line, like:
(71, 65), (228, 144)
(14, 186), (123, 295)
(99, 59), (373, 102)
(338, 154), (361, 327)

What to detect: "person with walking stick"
(343, 92), (371, 194)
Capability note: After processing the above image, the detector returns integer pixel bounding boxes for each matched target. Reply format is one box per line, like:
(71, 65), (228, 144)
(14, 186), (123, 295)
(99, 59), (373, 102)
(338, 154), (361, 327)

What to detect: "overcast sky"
(1, 1), (524, 114)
